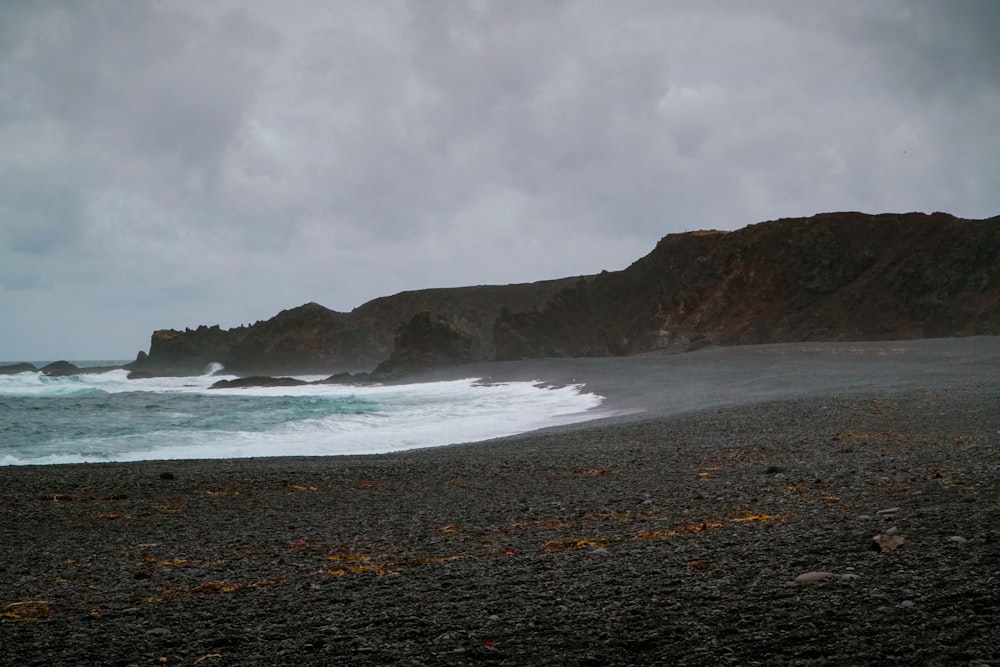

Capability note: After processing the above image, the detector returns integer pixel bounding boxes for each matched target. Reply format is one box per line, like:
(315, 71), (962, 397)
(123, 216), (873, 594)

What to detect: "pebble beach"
(2, 339), (999, 666)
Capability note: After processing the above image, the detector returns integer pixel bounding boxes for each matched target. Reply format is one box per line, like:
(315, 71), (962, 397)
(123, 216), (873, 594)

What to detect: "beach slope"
(2, 339), (998, 665)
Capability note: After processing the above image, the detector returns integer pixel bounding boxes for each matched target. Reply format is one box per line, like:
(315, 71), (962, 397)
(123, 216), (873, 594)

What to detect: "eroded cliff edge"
(128, 211), (1000, 377)
(496, 211), (1000, 359)
(127, 278), (584, 376)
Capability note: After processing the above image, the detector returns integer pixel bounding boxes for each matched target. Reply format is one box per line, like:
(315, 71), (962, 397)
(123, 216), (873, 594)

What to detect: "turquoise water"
(0, 367), (605, 465)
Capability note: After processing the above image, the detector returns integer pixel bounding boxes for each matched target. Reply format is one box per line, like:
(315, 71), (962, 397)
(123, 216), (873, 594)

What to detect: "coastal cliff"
(127, 278), (582, 375)
(495, 211), (1000, 359)
(129, 211), (1000, 376)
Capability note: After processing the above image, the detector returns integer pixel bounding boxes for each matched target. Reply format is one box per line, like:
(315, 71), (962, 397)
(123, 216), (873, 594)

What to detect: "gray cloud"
(1, 0), (998, 359)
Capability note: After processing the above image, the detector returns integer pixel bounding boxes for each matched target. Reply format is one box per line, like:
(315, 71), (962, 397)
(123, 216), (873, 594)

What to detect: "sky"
(2, 1), (999, 360)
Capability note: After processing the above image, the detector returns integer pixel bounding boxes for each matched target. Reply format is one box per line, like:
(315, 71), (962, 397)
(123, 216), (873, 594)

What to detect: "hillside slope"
(128, 278), (583, 375)
(495, 211), (1000, 360)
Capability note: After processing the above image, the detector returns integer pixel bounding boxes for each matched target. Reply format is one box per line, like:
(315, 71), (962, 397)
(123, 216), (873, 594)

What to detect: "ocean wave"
(1, 376), (607, 465)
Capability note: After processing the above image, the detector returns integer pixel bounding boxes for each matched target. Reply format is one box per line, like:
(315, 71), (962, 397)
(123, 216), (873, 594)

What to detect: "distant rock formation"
(130, 325), (247, 376)
(128, 278), (581, 376)
(223, 303), (376, 375)
(0, 362), (37, 375)
(40, 361), (81, 377)
(370, 311), (480, 380)
(128, 211), (1000, 378)
(495, 211), (1000, 359)
(209, 376), (309, 389)
(348, 280), (584, 362)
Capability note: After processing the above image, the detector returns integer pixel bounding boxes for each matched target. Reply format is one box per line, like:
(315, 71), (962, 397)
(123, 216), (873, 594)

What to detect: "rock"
(128, 211), (1000, 376)
(159, 472), (175, 480)
(872, 534), (905, 551)
(40, 361), (81, 377)
(128, 324), (243, 376)
(877, 507), (901, 515)
(129, 280), (575, 377)
(0, 362), (36, 375)
(370, 311), (481, 380)
(764, 465), (785, 475)
(794, 571), (834, 584)
(320, 372), (370, 385)
(209, 376), (309, 389)
(948, 535), (968, 544)
(495, 212), (1000, 359)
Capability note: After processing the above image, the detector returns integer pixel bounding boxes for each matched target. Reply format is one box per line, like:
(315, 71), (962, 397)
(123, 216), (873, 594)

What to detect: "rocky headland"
(127, 279), (581, 378)
(494, 211), (1000, 359)
(123, 211), (1000, 380)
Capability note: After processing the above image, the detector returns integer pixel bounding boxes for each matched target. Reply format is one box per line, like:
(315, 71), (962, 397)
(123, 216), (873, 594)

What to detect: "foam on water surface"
(0, 370), (606, 465)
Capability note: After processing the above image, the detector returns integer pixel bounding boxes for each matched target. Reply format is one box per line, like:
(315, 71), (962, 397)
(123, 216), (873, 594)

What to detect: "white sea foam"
(0, 372), (607, 465)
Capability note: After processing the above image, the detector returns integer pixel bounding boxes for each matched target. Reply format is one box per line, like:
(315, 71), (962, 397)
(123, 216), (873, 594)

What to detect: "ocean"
(0, 363), (605, 466)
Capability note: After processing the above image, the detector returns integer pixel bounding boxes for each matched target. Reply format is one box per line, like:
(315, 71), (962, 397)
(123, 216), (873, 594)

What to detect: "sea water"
(0, 364), (605, 465)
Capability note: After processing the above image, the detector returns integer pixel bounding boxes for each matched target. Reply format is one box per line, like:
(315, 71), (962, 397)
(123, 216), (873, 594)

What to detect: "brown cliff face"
(224, 302), (378, 374)
(133, 325), (248, 375)
(131, 211), (999, 376)
(370, 311), (481, 380)
(495, 211), (1000, 360)
(130, 279), (581, 375)
(348, 278), (584, 361)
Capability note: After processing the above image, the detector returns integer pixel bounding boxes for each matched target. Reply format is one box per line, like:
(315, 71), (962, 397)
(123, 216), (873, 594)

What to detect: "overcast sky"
(2, 1), (998, 360)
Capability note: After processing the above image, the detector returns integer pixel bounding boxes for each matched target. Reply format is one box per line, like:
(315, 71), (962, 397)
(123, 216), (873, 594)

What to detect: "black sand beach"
(2, 339), (999, 665)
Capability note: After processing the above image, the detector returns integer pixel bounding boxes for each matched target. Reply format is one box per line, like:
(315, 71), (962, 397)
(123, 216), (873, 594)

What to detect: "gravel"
(2, 345), (999, 665)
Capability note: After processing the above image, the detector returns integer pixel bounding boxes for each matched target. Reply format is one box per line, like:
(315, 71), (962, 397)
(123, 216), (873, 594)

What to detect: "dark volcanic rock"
(128, 324), (245, 376)
(0, 362), (36, 375)
(496, 211), (1000, 360)
(130, 211), (999, 375)
(209, 376), (309, 389)
(39, 361), (81, 377)
(320, 371), (371, 385)
(3, 376), (999, 666)
(371, 311), (480, 380)
(349, 279), (582, 362)
(223, 302), (377, 375)
(130, 280), (579, 377)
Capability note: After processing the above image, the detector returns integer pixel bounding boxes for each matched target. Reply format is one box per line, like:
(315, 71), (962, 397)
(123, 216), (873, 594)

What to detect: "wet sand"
(2, 338), (999, 665)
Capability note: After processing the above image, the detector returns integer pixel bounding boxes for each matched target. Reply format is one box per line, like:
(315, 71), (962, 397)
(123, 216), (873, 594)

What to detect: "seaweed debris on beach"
(2, 379), (998, 665)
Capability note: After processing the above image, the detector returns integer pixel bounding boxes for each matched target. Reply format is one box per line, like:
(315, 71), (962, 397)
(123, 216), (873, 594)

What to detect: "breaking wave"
(0, 369), (606, 465)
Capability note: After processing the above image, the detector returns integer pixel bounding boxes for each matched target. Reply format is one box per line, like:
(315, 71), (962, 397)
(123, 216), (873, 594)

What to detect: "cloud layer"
(2, 0), (998, 359)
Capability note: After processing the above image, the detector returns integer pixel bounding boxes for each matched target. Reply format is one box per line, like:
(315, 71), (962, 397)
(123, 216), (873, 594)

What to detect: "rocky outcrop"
(370, 311), (480, 380)
(0, 362), (37, 375)
(223, 303), (377, 375)
(129, 211), (999, 377)
(129, 279), (580, 376)
(130, 325), (247, 376)
(209, 376), (309, 389)
(350, 279), (582, 361)
(495, 212), (1000, 359)
(40, 361), (82, 377)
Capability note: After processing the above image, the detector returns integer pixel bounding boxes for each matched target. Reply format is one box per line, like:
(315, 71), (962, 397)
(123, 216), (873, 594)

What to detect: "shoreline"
(4, 336), (999, 468)
(2, 340), (999, 664)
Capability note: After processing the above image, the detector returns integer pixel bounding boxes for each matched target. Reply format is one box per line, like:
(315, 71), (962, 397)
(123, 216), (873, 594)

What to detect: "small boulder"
(872, 534), (905, 552)
(794, 571), (833, 584)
